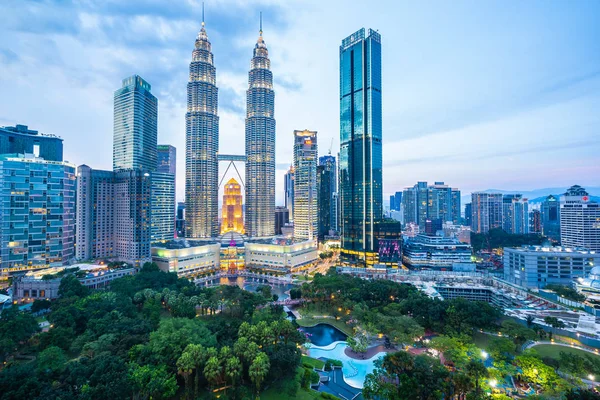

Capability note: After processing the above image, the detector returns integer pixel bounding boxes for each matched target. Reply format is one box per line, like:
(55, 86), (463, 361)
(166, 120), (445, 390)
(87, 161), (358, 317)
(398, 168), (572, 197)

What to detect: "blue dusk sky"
(0, 0), (599, 204)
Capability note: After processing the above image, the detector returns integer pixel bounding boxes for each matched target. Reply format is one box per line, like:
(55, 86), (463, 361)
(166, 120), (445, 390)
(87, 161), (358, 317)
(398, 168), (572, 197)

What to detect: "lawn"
(261, 388), (321, 400)
(532, 344), (600, 361)
(302, 355), (325, 369)
(295, 316), (354, 336)
(472, 331), (492, 350)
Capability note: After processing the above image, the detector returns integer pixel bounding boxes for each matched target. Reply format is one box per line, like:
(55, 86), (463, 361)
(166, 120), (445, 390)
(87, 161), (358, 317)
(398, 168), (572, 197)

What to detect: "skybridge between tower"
(218, 154), (246, 188)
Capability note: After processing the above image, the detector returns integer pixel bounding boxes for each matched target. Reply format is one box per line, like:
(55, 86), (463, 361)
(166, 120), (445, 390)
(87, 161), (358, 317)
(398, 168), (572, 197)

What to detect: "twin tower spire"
(185, 8), (276, 239)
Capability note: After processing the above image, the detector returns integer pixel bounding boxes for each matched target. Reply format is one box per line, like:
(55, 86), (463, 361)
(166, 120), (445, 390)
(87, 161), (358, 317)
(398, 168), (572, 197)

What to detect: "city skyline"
(1, 0), (599, 203)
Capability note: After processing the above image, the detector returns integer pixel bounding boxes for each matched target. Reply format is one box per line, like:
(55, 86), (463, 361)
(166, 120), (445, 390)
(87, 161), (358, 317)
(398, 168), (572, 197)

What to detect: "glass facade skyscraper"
(113, 75), (158, 171)
(339, 28), (383, 260)
(157, 144), (176, 174)
(0, 124), (63, 162)
(284, 166), (295, 221)
(245, 25), (276, 238)
(0, 154), (75, 272)
(318, 154), (337, 239)
(151, 172), (175, 242)
(186, 21), (219, 239)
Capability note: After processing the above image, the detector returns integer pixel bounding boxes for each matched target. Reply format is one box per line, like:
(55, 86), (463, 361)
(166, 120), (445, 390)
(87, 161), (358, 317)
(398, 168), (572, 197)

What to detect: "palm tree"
(225, 356), (243, 389)
(526, 315), (535, 328)
(177, 351), (195, 400)
(203, 356), (223, 390)
(249, 352), (270, 396)
(183, 344), (206, 397)
(465, 360), (488, 397)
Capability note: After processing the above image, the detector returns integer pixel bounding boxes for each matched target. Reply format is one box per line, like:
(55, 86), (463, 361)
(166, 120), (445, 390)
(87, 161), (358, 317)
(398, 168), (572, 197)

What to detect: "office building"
(402, 234), (473, 270)
(284, 166), (294, 220)
(113, 75), (158, 171)
(318, 154), (337, 239)
(339, 28), (383, 263)
(504, 245), (599, 289)
(293, 129), (318, 240)
(541, 195), (560, 241)
(221, 178), (244, 234)
(151, 172), (175, 242)
(530, 209), (542, 234)
(502, 194), (529, 234)
(157, 144), (176, 174)
(275, 206), (289, 235)
(245, 22), (276, 238)
(389, 191), (402, 212)
(186, 19), (220, 239)
(245, 237), (318, 273)
(0, 124), (63, 162)
(560, 185), (600, 251)
(402, 182), (461, 228)
(465, 203), (472, 227)
(176, 202), (185, 238)
(76, 165), (152, 266)
(471, 192), (503, 233)
(0, 154), (75, 273)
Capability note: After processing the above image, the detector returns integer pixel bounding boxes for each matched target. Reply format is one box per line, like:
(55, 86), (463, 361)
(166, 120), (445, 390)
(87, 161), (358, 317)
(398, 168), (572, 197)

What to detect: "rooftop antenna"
(329, 138), (333, 155)
(259, 11), (263, 35)
(202, 2), (205, 27)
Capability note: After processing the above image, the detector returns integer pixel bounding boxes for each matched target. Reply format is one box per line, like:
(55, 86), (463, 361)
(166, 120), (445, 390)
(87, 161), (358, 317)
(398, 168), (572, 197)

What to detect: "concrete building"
(151, 172), (176, 242)
(560, 185), (600, 251)
(12, 264), (134, 302)
(0, 154), (76, 274)
(502, 194), (529, 234)
(152, 240), (221, 278)
(471, 192), (503, 233)
(245, 237), (318, 273)
(0, 124), (63, 162)
(245, 23), (276, 238)
(402, 234), (472, 270)
(293, 129), (318, 240)
(530, 209), (542, 234)
(221, 178), (244, 234)
(504, 245), (599, 289)
(402, 182), (461, 228)
(76, 165), (152, 266)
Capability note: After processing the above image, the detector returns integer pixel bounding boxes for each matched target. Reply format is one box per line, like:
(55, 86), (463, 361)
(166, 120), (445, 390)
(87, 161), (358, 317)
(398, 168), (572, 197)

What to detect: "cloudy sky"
(1, 0), (599, 204)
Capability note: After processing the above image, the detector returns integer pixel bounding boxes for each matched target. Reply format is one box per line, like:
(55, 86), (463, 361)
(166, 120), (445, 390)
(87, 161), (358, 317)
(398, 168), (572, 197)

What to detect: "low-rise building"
(245, 237), (318, 274)
(151, 240), (221, 278)
(12, 264), (134, 302)
(503, 245), (599, 289)
(402, 234), (472, 270)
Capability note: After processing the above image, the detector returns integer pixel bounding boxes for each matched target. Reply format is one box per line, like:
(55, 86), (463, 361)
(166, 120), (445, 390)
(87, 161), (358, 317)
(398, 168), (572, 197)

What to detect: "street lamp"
(489, 379), (497, 388)
(589, 374), (595, 381)
(481, 350), (488, 360)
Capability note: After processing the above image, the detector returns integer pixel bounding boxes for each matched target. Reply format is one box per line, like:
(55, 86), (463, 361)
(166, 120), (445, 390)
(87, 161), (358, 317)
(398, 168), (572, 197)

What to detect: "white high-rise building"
(560, 185), (600, 251)
(245, 20), (276, 238)
(293, 130), (318, 240)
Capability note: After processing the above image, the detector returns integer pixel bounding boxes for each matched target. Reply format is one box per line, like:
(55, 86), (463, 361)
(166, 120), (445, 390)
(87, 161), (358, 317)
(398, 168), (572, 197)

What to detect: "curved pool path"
(345, 344), (397, 360)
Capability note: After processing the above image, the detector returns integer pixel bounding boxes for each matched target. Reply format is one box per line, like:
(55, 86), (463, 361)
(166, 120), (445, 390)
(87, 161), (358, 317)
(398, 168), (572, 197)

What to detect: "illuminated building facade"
(245, 22), (276, 238)
(339, 28), (383, 264)
(221, 178), (244, 234)
(186, 20), (220, 239)
(293, 129), (318, 240)
(471, 192), (503, 233)
(560, 185), (600, 251)
(0, 154), (75, 273)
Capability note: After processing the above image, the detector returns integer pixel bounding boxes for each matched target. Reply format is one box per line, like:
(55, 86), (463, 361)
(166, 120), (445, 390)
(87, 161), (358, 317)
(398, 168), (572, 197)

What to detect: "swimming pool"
(298, 323), (347, 346)
(308, 341), (386, 389)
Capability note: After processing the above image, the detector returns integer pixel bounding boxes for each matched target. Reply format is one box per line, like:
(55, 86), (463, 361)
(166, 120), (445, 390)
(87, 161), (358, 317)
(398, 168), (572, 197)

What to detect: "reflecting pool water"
(308, 341), (386, 389)
(202, 276), (294, 300)
(299, 323), (347, 346)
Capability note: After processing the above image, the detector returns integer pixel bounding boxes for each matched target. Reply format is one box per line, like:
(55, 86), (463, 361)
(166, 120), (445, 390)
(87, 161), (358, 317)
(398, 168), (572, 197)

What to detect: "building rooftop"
(506, 245), (597, 255)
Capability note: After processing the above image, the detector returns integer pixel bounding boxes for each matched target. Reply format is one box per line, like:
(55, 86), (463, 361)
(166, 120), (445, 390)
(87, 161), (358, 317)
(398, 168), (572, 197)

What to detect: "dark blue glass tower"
(339, 28), (382, 263)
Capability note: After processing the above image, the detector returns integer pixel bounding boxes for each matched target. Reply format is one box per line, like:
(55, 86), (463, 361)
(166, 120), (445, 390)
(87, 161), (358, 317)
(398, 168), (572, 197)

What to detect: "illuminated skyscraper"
(113, 75), (157, 171)
(339, 28), (382, 262)
(284, 165), (295, 220)
(245, 17), (275, 238)
(221, 178), (244, 234)
(185, 17), (219, 238)
(293, 130), (318, 240)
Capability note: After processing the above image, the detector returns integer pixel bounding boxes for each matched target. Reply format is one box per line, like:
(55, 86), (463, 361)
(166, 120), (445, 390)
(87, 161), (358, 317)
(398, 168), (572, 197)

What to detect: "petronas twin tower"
(185, 17), (275, 239)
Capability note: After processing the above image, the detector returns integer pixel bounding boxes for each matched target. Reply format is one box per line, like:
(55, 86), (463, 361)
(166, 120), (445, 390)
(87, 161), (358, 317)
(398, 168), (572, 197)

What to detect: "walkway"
(524, 340), (600, 356)
(344, 344), (396, 360)
(318, 368), (363, 400)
